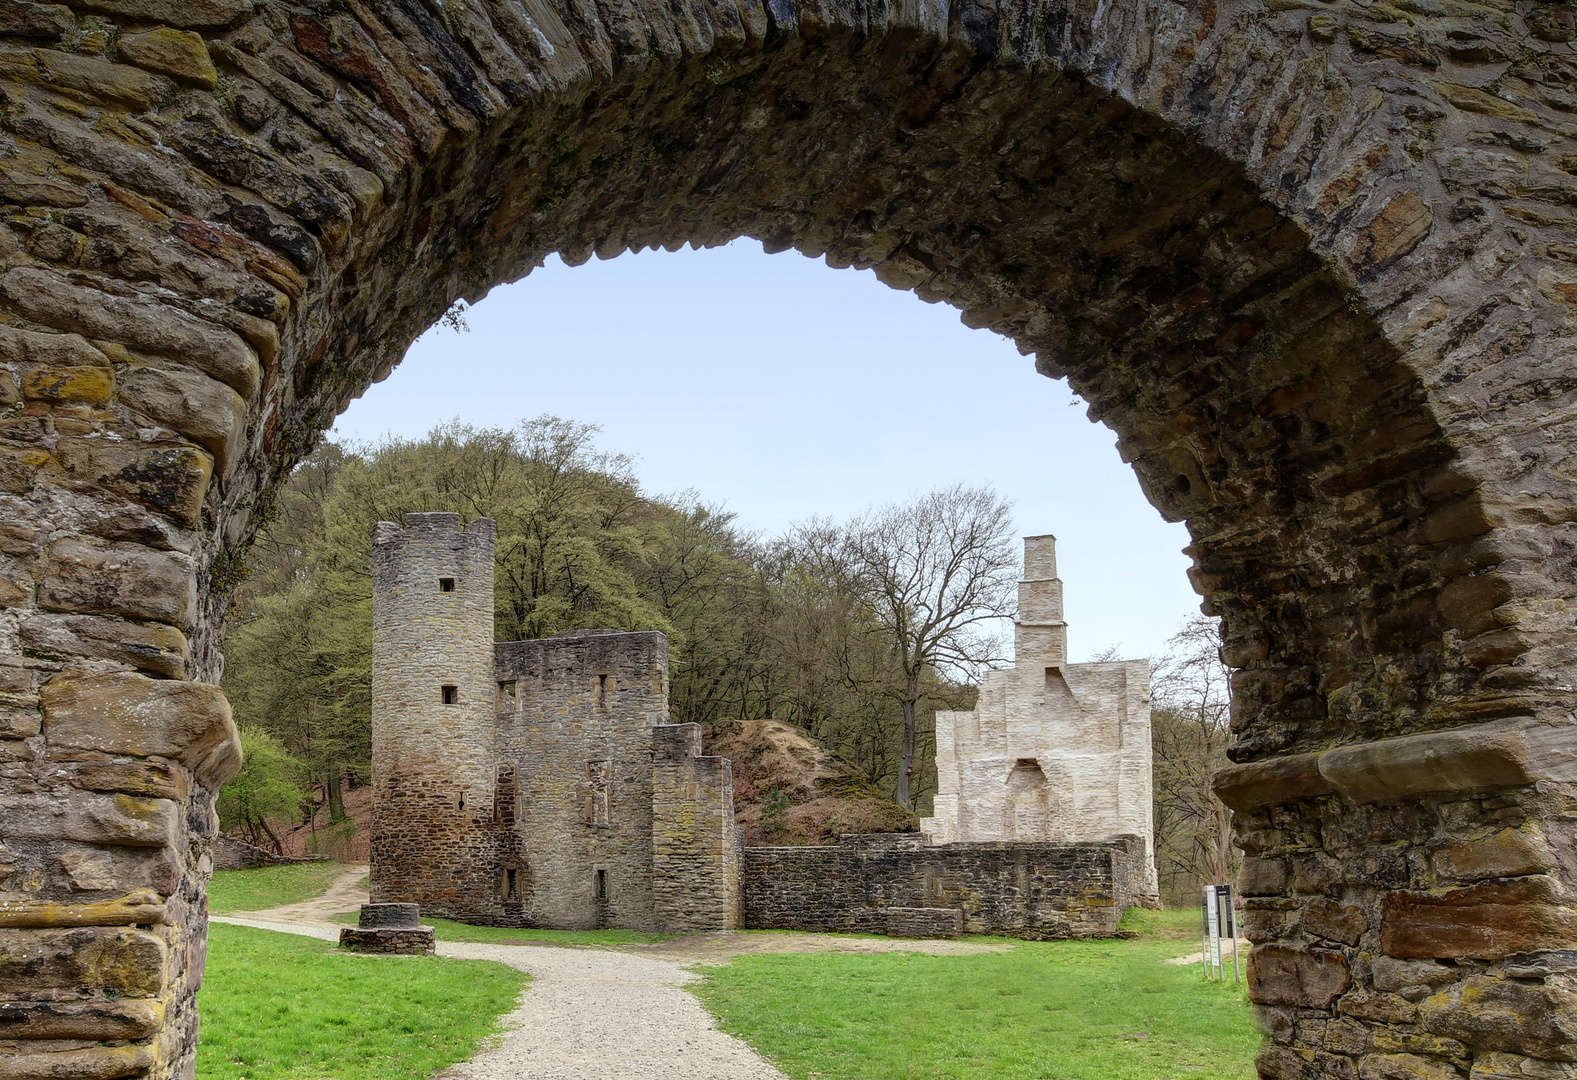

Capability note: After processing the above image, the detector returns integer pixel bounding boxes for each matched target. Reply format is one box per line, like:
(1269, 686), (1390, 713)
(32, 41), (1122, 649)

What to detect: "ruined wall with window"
(921, 536), (1158, 904)
(370, 513), (741, 932)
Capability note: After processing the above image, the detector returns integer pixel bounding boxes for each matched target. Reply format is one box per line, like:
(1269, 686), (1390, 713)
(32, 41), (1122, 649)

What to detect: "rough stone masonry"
(369, 511), (743, 934)
(0, 0), (1574, 1074)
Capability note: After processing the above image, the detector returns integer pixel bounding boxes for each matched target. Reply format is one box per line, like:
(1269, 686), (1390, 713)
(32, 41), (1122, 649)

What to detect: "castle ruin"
(921, 535), (1159, 903)
(370, 512), (741, 932)
(370, 514), (1154, 940)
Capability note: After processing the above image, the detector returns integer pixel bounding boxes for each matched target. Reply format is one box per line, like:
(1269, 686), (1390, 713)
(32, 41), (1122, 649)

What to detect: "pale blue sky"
(331, 240), (1201, 662)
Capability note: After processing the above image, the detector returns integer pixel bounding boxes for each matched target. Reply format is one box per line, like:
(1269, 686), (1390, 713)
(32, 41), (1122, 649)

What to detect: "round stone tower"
(370, 512), (499, 915)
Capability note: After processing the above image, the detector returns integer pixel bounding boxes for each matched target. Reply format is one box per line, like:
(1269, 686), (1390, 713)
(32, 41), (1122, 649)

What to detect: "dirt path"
(220, 862), (369, 924)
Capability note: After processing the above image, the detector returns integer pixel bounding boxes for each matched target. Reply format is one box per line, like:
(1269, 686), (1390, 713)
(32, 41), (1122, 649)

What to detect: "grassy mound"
(713, 719), (917, 845)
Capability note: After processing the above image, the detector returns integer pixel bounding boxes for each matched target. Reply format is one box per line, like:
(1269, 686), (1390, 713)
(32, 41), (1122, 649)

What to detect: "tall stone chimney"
(1014, 534), (1067, 666)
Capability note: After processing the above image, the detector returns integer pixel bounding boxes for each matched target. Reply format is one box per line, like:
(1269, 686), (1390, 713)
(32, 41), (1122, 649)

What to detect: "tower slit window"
(439, 577), (455, 592)
(441, 684), (458, 705)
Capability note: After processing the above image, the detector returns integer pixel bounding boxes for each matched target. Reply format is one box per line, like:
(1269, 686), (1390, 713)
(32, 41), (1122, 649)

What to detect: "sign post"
(1201, 884), (1238, 982)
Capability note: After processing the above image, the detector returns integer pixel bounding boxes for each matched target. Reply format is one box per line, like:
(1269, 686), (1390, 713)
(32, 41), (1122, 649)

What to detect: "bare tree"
(1151, 614), (1236, 899)
(843, 484), (1019, 809)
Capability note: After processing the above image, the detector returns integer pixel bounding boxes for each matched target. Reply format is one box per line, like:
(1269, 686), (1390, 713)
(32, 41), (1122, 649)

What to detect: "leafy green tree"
(217, 728), (310, 851)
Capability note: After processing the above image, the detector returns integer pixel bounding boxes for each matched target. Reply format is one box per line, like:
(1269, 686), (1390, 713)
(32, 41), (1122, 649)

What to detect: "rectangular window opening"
(596, 673), (608, 707)
(498, 681), (517, 708)
(595, 868), (608, 901)
(439, 577), (455, 592)
(441, 685), (458, 705)
(505, 868), (519, 901)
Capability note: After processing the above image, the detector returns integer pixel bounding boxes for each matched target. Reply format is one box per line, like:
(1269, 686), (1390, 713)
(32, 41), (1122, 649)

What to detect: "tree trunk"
(326, 764), (346, 824)
(897, 697), (917, 810)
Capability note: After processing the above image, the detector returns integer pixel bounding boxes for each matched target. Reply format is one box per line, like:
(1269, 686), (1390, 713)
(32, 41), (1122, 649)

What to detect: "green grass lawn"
(328, 910), (671, 946)
(208, 862), (345, 913)
(198, 923), (527, 1080)
(693, 908), (1256, 1080)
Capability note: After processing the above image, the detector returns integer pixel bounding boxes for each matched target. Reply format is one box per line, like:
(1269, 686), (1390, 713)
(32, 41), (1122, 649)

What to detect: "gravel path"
(437, 942), (788, 1080)
(213, 914), (788, 1080)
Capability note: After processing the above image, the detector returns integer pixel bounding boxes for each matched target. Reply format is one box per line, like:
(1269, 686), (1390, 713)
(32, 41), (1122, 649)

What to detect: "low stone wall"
(212, 834), (332, 871)
(743, 833), (1145, 939)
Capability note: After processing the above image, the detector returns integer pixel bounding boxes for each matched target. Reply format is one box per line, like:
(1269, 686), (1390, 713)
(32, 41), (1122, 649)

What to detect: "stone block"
(1357, 1053), (1463, 1080)
(1470, 1052), (1577, 1079)
(0, 999), (163, 1040)
(0, 269), (259, 399)
(1213, 754), (1333, 811)
(54, 439), (213, 526)
(116, 366), (246, 477)
(1305, 897), (1368, 946)
(1240, 857), (1289, 896)
(0, 445), (50, 494)
(1317, 725), (1544, 805)
(1382, 878), (1577, 959)
(0, 693), (42, 739)
(0, 49), (173, 112)
(0, 1), (73, 40)
(20, 366), (114, 406)
(1421, 975), (1577, 1062)
(0, 890), (167, 928)
(0, 792), (177, 847)
(1247, 944), (1352, 1008)
(0, 927), (166, 996)
(0, 1043), (155, 1080)
(1255, 1045), (1359, 1080)
(40, 539), (195, 627)
(19, 614), (189, 679)
(883, 906), (964, 938)
(116, 28), (218, 88)
(56, 845), (181, 896)
(67, 760), (189, 802)
(1339, 990), (1418, 1025)
(1432, 830), (1556, 882)
(1371, 956), (1460, 992)
(41, 671), (239, 788)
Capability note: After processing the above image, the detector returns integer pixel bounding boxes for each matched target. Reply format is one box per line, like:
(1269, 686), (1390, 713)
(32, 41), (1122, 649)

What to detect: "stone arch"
(1, 0), (1575, 1076)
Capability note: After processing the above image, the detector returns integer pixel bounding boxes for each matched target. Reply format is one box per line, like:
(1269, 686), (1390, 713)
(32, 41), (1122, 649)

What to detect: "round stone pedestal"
(338, 903), (435, 955)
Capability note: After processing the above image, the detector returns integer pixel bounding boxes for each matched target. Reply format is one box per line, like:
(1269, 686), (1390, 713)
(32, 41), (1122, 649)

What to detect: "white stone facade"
(920, 535), (1159, 902)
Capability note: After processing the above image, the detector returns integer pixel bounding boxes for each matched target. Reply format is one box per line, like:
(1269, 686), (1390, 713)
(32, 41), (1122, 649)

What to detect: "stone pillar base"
(338, 904), (435, 955)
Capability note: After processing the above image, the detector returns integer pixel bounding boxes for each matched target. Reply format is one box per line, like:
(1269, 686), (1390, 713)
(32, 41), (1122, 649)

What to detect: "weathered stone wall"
(492, 629), (673, 930)
(210, 834), (328, 870)
(2, 0), (1576, 1071)
(651, 723), (743, 932)
(921, 535), (1158, 901)
(743, 833), (1145, 939)
(369, 513), (501, 918)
